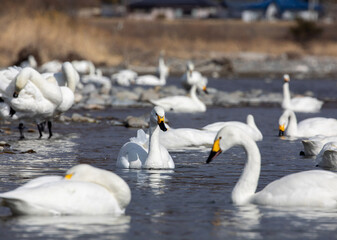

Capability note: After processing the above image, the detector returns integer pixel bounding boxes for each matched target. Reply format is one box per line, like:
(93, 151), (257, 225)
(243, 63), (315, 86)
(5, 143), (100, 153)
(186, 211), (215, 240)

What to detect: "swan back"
(65, 164), (131, 209)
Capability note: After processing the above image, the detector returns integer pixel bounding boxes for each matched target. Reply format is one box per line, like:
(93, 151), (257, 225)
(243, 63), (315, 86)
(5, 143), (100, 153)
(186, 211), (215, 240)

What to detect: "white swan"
(134, 56), (169, 86)
(117, 106), (174, 169)
(71, 60), (95, 75)
(282, 74), (323, 113)
(112, 69), (138, 86)
(0, 164), (131, 215)
(150, 72), (207, 113)
(301, 135), (337, 156)
(316, 142), (337, 169)
(181, 61), (207, 87)
(81, 69), (111, 94)
(202, 114), (263, 141)
(278, 110), (337, 138)
(206, 126), (337, 208)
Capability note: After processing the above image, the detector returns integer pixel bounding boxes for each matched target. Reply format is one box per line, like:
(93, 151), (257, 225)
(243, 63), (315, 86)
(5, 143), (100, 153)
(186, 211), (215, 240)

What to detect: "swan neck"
(286, 111), (298, 136)
(190, 84), (198, 99)
(145, 124), (162, 167)
(282, 82), (291, 108)
(232, 137), (261, 205)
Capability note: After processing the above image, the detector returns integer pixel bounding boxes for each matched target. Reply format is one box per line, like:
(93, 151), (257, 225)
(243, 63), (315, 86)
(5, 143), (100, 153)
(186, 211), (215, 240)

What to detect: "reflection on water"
(1, 215), (130, 240)
(135, 170), (174, 195)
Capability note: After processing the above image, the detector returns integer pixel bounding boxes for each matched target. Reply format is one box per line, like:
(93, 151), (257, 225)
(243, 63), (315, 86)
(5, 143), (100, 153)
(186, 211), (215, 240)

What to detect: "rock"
(71, 113), (97, 123)
(124, 116), (149, 128)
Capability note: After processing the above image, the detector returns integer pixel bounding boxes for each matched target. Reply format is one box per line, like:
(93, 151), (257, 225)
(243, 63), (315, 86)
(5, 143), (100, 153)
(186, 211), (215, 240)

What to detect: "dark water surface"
(0, 78), (337, 240)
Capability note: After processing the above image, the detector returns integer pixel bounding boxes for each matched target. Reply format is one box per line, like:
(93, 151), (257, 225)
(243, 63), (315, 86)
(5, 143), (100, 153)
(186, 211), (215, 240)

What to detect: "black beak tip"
(206, 151), (219, 164)
(204, 89), (209, 94)
(159, 121), (167, 132)
(278, 130), (284, 137)
(13, 92), (18, 98)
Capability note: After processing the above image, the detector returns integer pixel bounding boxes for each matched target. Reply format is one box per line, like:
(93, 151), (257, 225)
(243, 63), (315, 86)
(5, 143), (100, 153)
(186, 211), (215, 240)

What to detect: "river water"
(0, 78), (336, 239)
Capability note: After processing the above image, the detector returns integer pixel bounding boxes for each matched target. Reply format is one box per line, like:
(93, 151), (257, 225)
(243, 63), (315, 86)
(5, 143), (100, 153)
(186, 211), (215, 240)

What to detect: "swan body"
(316, 142), (337, 169)
(150, 72), (207, 113)
(71, 60), (95, 75)
(117, 106), (175, 169)
(278, 110), (337, 138)
(134, 56), (169, 86)
(302, 135), (337, 156)
(81, 69), (111, 94)
(181, 61), (207, 87)
(202, 114), (263, 141)
(207, 126), (337, 208)
(0, 164), (131, 215)
(112, 69), (137, 86)
(39, 60), (62, 73)
(282, 74), (323, 113)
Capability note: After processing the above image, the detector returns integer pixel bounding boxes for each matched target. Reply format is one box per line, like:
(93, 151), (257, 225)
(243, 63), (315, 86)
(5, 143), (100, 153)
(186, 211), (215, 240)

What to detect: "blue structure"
(223, 0), (323, 19)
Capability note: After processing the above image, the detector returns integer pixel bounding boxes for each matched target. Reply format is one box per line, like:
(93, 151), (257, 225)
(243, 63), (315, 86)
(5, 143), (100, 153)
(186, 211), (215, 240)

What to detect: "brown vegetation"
(1, 2), (337, 68)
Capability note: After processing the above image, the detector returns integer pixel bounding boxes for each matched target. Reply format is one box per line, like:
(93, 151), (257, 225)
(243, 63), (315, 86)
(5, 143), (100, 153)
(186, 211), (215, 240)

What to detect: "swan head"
(283, 74), (290, 82)
(186, 61), (195, 72)
(150, 106), (167, 131)
(14, 67), (34, 97)
(206, 126), (243, 164)
(278, 110), (293, 136)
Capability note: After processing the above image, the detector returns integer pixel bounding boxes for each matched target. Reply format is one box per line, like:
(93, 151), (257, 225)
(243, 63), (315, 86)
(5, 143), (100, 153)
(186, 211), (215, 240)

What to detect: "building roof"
(128, 0), (219, 9)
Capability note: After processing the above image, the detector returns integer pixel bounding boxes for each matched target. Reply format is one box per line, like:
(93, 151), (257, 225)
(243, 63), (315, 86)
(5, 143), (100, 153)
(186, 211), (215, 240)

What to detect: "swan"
(278, 110), (337, 138)
(39, 60), (62, 73)
(134, 56), (169, 86)
(316, 142), (337, 169)
(282, 74), (323, 113)
(117, 106), (175, 169)
(81, 69), (111, 94)
(112, 69), (138, 86)
(206, 126), (337, 208)
(301, 135), (337, 156)
(1, 67), (65, 138)
(202, 114), (263, 141)
(0, 164), (131, 215)
(150, 72), (207, 113)
(181, 61), (207, 87)
(71, 60), (95, 75)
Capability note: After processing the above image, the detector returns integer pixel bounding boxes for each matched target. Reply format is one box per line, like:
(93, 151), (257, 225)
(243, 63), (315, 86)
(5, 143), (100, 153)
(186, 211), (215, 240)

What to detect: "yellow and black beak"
(157, 115), (167, 132)
(279, 124), (285, 136)
(64, 173), (73, 180)
(202, 86), (208, 94)
(206, 138), (222, 163)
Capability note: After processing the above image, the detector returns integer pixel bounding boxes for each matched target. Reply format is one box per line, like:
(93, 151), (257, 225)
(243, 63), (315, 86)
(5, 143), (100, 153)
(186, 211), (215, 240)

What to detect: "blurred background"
(1, 0), (337, 78)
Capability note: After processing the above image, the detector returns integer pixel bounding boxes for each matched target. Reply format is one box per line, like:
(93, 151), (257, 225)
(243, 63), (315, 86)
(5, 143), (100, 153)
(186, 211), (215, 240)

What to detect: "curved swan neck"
(285, 110), (298, 136)
(62, 63), (78, 93)
(15, 68), (62, 106)
(189, 84), (198, 100)
(232, 137), (261, 205)
(282, 82), (291, 108)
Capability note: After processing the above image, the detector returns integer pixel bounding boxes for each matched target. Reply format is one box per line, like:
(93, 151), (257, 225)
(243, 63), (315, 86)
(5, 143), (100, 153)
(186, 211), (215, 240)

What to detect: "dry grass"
(1, 6), (337, 68)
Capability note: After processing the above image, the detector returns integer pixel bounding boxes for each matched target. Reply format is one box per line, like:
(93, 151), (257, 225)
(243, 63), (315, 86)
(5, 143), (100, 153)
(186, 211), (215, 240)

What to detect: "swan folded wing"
(0, 180), (122, 215)
(298, 118), (337, 136)
(117, 142), (148, 169)
(290, 97), (323, 112)
(253, 170), (337, 208)
(151, 96), (200, 112)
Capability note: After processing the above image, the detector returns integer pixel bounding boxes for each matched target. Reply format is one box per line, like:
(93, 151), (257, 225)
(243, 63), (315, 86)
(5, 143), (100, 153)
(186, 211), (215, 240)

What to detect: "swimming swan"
(301, 135), (337, 156)
(282, 74), (323, 113)
(206, 126), (337, 207)
(150, 73), (207, 113)
(278, 110), (337, 138)
(117, 106), (175, 169)
(202, 114), (263, 141)
(316, 142), (337, 169)
(0, 164), (131, 215)
(134, 56), (169, 86)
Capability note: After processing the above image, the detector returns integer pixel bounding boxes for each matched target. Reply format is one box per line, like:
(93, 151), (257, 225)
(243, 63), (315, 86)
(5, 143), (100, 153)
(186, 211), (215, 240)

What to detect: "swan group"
(206, 126), (337, 207)
(150, 67), (207, 113)
(0, 164), (131, 215)
(117, 106), (175, 169)
(282, 74), (323, 113)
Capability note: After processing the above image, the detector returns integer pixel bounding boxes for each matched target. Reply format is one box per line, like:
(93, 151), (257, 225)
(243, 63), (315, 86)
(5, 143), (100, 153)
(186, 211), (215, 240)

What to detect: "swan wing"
(290, 96), (323, 112)
(298, 118), (337, 137)
(0, 179), (121, 215)
(253, 170), (337, 207)
(117, 142), (148, 169)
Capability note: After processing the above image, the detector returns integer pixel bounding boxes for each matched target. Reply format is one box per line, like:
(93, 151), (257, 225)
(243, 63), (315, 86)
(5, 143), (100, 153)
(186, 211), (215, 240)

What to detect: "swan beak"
(203, 86), (208, 94)
(206, 138), (222, 163)
(157, 115), (167, 132)
(13, 92), (19, 98)
(279, 124), (285, 136)
(64, 173), (73, 180)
